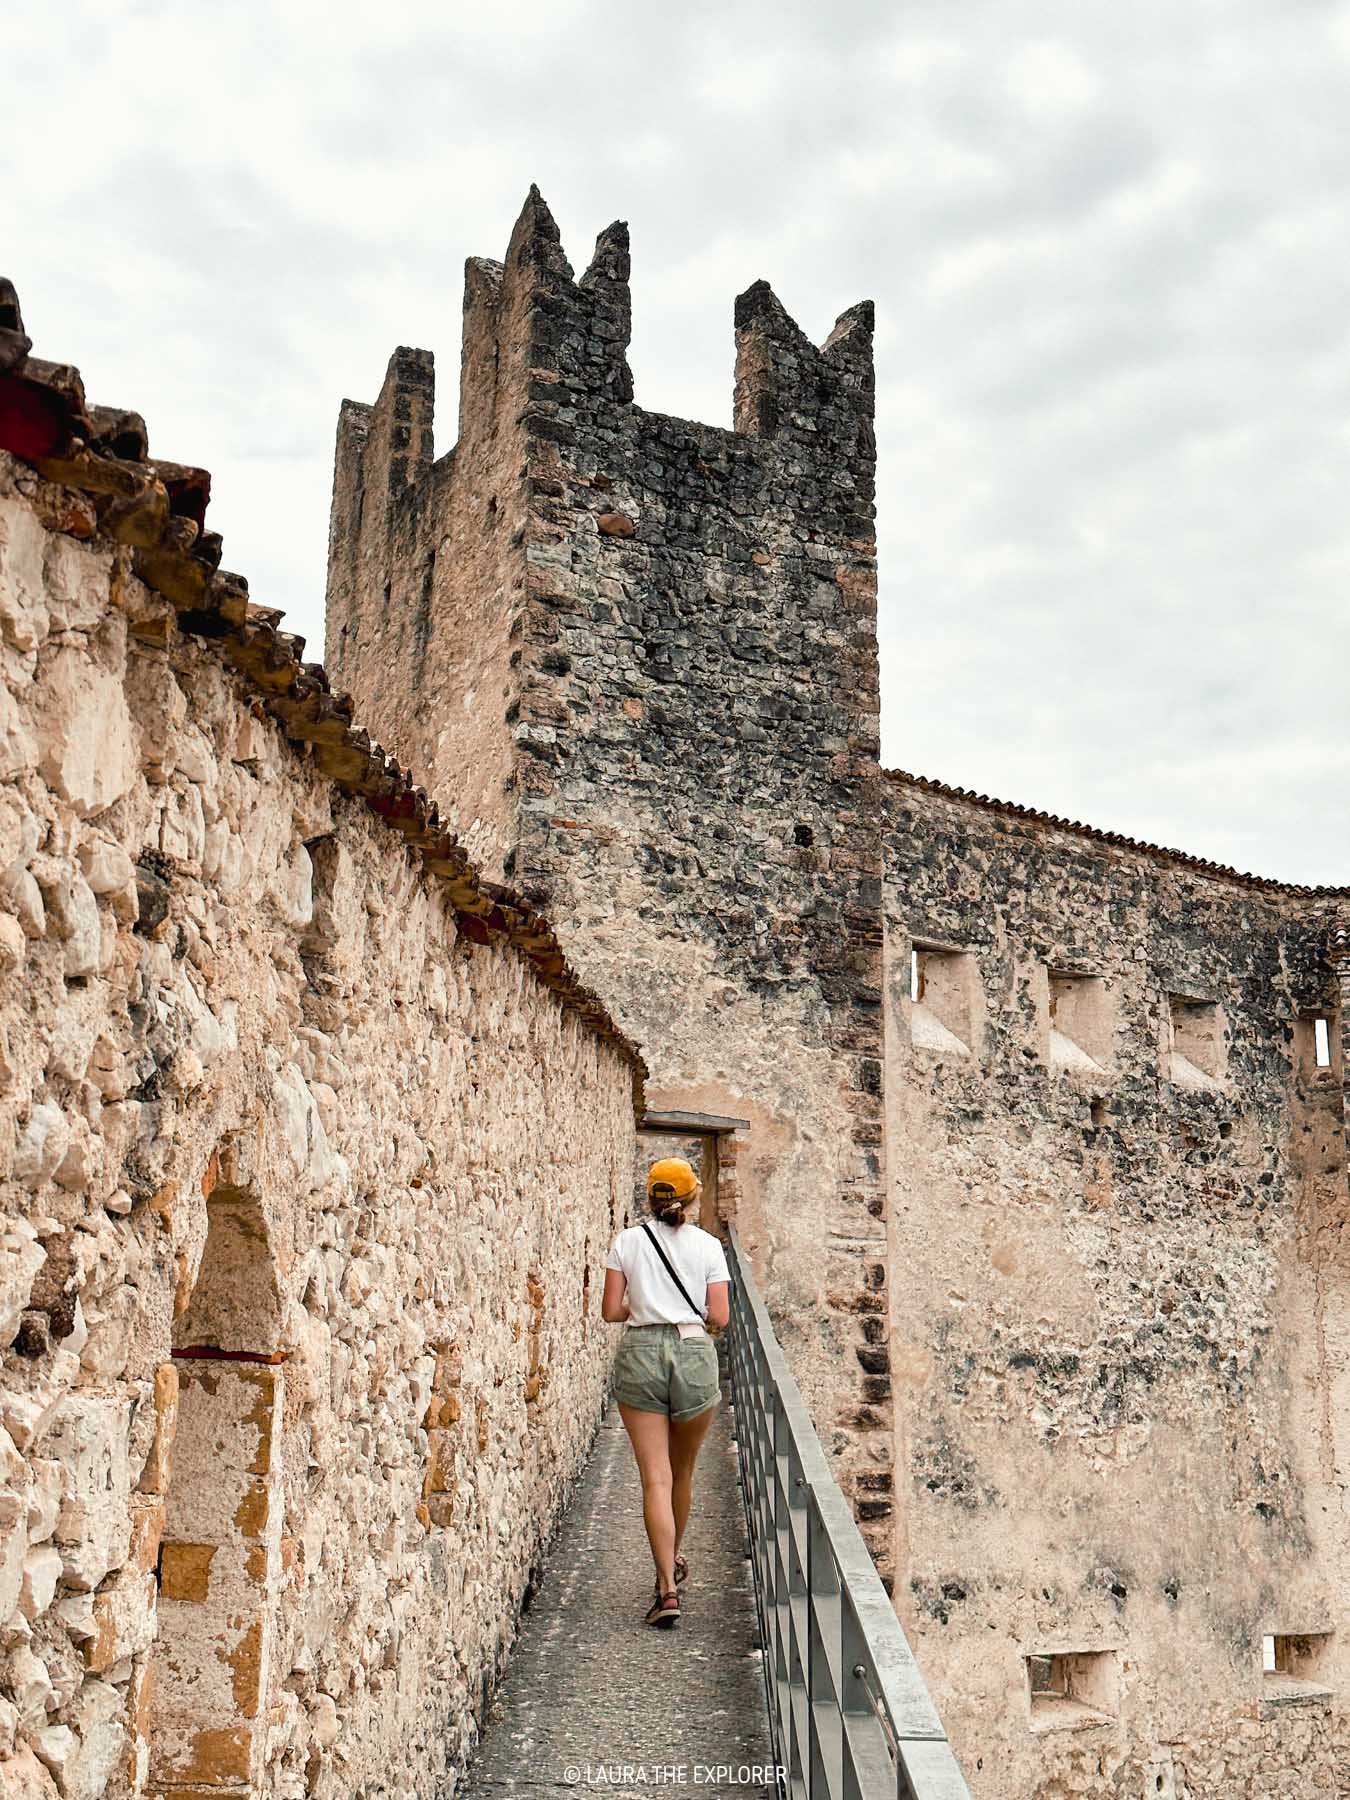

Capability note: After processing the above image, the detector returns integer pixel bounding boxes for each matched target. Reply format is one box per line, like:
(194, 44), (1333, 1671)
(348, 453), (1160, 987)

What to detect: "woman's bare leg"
(618, 1403), (676, 1592)
(669, 1403), (717, 1558)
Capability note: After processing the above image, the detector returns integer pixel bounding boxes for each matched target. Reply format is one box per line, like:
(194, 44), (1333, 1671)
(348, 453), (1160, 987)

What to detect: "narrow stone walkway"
(460, 1367), (778, 1800)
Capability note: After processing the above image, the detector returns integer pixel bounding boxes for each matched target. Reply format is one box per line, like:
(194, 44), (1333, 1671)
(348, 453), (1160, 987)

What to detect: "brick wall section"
(0, 456), (636, 1799)
(324, 191), (895, 1569)
(883, 773), (1350, 1796)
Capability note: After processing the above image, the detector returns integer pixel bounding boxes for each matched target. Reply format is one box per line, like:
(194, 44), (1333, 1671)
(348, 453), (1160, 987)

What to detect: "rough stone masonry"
(0, 282), (643, 1800)
(326, 191), (1350, 1799)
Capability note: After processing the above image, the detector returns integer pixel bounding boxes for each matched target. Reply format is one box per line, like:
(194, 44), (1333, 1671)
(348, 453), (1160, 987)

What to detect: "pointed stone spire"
(504, 185), (575, 287)
(580, 221), (633, 404)
(733, 280), (875, 456)
(822, 299), (874, 362)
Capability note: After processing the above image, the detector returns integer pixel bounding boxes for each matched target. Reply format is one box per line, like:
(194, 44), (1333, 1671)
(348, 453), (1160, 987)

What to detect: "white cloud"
(7, 0), (1350, 881)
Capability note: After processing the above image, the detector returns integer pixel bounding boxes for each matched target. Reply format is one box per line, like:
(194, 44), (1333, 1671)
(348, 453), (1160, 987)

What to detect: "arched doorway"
(145, 1152), (287, 1797)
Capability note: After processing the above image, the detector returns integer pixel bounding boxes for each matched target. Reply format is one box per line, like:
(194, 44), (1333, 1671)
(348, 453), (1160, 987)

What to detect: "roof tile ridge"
(882, 766), (1348, 899)
(0, 291), (648, 1107)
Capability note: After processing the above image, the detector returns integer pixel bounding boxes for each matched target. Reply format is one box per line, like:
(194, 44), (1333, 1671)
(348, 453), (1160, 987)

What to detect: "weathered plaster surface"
(884, 776), (1350, 1796)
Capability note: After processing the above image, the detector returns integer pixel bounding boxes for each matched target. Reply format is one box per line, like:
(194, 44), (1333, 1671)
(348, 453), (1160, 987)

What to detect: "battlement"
(327, 188), (874, 587)
(324, 187), (881, 876)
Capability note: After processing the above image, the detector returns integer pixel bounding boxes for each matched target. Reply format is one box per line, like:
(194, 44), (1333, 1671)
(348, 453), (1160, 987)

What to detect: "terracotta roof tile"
(885, 767), (1348, 900)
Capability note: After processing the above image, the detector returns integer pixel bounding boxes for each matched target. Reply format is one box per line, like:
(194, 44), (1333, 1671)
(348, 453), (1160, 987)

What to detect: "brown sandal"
(655, 1556), (688, 1595)
(644, 1589), (680, 1629)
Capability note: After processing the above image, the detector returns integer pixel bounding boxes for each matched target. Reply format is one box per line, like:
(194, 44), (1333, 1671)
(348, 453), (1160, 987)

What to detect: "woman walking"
(602, 1156), (731, 1629)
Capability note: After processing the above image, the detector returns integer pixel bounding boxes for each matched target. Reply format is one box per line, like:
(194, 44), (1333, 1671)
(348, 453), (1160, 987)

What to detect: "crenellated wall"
(883, 771), (1350, 1797)
(0, 452), (637, 1800)
(325, 190), (895, 1572)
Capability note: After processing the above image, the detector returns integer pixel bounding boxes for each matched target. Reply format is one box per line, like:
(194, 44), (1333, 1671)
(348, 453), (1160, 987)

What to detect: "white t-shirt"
(605, 1220), (731, 1327)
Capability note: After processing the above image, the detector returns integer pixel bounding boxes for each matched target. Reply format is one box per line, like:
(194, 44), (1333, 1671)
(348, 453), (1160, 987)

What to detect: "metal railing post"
(725, 1228), (973, 1800)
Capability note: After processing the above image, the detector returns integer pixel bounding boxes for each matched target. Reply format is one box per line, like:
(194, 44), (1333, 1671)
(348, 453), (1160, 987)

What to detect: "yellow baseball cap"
(647, 1157), (700, 1200)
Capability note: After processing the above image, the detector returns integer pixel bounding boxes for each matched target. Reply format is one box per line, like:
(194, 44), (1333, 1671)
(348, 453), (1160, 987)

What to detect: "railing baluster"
(725, 1227), (973, 1800)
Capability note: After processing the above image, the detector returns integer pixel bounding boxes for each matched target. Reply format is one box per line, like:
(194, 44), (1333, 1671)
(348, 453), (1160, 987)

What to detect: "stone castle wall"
(9, 188), (1348, 1800)
(318, 190), (1350, 1795)
(883, 773), (1350, 1797)
(0, 451), (637, 1800)
(325, 193), (894, 1569)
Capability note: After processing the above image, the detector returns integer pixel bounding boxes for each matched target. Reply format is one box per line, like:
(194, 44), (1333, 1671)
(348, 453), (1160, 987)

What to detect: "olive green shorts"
(612, 1325), (721, 1420)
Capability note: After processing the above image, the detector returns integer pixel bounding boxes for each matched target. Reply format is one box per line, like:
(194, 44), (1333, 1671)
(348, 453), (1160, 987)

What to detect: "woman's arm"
(704, 1278), (730, 1331)
(601, 1268), (631, 1324)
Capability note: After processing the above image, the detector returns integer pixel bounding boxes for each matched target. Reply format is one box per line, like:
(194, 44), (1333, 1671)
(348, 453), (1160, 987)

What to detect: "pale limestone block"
(173, 724), (215, 786)
(0, 1429), (23, 1496)
(50, 1595), (95, 1643)
(84, 1566), (156, 1672)
(17, 1546), (60, 1624)
(86, 1035), (128, 1102)
(129, 660), (186, 783)
(0, 1222), (45, 1348)
(158, 782), (205, 864)
(57, 1679), (124, 1800)
(3, 869), (44, 939)
(272, 1062), (339, 1195)
(166, 1047), (203, 1094)
(233, 708), (269, 763)
(25, 1726), (75, 1788)
(0, 805), (39, 880)
(61, 879), (100, 981)
(0, 1743), (60, 1797)
(76, 838), (132, 898)
(0, 1494), (24, 1622)
(201, 815), (229, 882)
(36, 657), (136, 818)
(176, 972), (228, 1068)
(42, 539), (112, 634)
(311, 1692), (339, 1747)
(0, 686), (35, 783)
(5, 1647), (54, 1729)
(0, 499), (50, 653)
(53, 1124), (101, 1193)
(45, 1395), (132, 1592)
(4, 1351), (79, 1455)
(271, 841), (314, 929)
(13, 1107), (69, 1189)
(54, 1300), (86, 1361)
(45, 1010), (97, 1084)
(310, 1080), (338, 1139)
(24, 1460), (61, 1544)
(77, 1289), (135, 1383)
(0, 911), (24, 969)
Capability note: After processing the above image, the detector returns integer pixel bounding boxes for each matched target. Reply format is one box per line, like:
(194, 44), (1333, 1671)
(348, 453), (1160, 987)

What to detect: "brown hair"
(647, 1181), (692, 1227)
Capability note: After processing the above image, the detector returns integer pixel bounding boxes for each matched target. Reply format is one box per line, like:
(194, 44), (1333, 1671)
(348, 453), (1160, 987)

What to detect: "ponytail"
(648, 1182), (688, 1227)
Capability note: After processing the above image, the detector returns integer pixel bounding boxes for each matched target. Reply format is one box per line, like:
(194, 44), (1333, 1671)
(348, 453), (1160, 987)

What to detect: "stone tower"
(325, 189), (895, 1570)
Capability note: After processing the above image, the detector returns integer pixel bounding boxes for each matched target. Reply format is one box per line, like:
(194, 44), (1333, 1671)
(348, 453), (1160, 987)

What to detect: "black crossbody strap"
(640, 1222), (704, 1320)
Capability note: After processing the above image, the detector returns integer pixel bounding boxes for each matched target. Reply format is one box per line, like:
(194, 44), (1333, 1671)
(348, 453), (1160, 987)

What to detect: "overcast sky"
(11, 0), (1350, 883)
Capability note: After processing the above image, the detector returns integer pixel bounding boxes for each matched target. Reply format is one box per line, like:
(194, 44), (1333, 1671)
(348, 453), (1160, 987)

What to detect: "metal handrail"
(725, 1226), (973, 1800)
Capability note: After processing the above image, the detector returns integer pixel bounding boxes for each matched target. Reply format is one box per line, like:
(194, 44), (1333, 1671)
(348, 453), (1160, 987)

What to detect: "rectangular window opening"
(1168, 995), (1226, 1089)
(1026, 1649), (1119, 1734)
(1294, 1011), (1338, 1081)
(1047, 970), (1112, 1073)
(909, 943), (978, 1058)
(1262, 1632), (1333, 1712)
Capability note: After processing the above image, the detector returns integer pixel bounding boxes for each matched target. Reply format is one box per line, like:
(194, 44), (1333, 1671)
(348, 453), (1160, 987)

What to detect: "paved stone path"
(460, 1368), (778, 1800)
